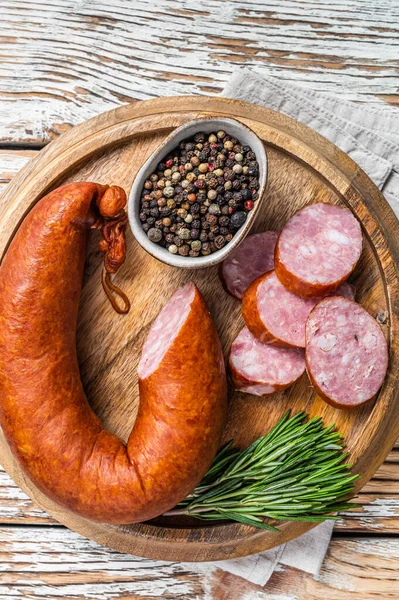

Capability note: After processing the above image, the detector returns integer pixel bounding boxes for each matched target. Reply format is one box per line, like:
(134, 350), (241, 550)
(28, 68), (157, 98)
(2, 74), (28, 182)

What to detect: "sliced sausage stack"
(222, 202), (388, 408)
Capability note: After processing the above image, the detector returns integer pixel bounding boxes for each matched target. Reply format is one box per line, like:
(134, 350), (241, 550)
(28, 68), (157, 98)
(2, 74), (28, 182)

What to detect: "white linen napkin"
(208, 67), (399, 586)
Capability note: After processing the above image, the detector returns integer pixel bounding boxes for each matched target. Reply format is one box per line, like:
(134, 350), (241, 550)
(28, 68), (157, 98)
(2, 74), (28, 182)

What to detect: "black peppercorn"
(219, 216), (230, 227)
(233, 180), (241, 190)
(248, 166), (258, 177)
(220, 227), (229, 236)
(173, 236), (184, 247)
(142, 223), (150, 232)
(190, 229), (199, 239)
(178, 244), (190, 256)
(249, 178), (260, 190)
(230, 211), (247, 228)
(206, 214), (218, 226)
(241, 188), (252, 201)
(214, 235), (225, 249)
(139, 211), (147, 222)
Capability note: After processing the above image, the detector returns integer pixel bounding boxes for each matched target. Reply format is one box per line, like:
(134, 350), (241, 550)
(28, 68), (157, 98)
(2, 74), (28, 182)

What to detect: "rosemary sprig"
(165, 411), (359, 530)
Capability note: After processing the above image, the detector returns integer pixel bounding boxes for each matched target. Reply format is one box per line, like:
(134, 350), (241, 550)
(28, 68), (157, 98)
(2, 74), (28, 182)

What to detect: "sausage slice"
(229, 327), (306, 396)
(306, 296), (388, 408)
(219, 231), (279, 299)
(243, 270), (355, 348)
(275, 203), (362, 298)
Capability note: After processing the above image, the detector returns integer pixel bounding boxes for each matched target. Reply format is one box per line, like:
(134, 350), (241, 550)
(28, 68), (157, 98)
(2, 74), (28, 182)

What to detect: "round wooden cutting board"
(0, 96), (399, 562)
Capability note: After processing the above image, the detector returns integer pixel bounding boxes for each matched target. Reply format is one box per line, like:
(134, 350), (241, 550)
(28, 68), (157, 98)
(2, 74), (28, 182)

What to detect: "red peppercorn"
(179, 165), (185, 173)
(165, 159), (174, 168)
(208, 164), (215, 171)
(229, 207), (234, 214)
(211, 143), (218, 149)
(244, 200), (254, 211)
(228, 152), (236, 160)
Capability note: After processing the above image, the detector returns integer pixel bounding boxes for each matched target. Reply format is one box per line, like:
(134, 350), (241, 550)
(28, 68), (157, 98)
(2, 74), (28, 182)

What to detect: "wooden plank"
(0, 0), (398, 144)
(0, 452), (398, 530)
(263, 536), (399, 600)
(0, 527), (398, 599)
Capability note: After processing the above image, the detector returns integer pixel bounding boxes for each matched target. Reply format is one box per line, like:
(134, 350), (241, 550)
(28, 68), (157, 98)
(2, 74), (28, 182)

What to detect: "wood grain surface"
(0, 0), (398, 145)
(1, 1), (399, 597)
(0, 96), (398, 566)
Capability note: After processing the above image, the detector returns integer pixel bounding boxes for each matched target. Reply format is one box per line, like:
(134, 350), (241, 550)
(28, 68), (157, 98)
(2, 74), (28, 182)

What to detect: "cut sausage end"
(138, 282), (196, 379)
(275, 203), (362, 298)
(220, 231), (279, 299)
(229, 327), (306, 396)
(306, 296), (388, 408)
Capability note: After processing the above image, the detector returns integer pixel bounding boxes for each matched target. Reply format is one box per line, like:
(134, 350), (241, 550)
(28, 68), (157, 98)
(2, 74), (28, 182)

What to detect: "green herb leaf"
(164, 411), (360, 529)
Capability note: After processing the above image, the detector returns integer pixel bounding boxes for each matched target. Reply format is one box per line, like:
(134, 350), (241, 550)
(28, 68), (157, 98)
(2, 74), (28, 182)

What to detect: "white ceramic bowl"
(128, 118), (267, 269)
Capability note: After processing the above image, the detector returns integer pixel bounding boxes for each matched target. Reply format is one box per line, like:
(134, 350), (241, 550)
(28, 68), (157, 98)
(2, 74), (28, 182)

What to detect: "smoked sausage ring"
(0, 183), (227, 524)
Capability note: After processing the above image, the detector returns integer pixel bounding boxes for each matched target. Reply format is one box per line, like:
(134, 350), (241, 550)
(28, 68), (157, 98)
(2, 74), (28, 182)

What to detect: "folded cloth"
(223, 68), (399, 216)
(208, 67), (399, 586)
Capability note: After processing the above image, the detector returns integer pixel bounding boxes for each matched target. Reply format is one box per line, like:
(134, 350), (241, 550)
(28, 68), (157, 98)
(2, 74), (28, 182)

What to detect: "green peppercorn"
(178, 228), (190, 240)
(167, 199), (176, 210)
(208, 203), (221, 215)
(191, 240), (202, 251)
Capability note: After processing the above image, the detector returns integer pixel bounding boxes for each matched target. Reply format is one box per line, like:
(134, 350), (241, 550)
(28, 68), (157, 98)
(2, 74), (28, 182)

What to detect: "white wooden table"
(0, 2), (399, 598)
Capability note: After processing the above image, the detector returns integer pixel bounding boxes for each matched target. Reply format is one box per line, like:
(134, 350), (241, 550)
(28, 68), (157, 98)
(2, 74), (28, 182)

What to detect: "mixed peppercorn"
(139, 130), (260, 257)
